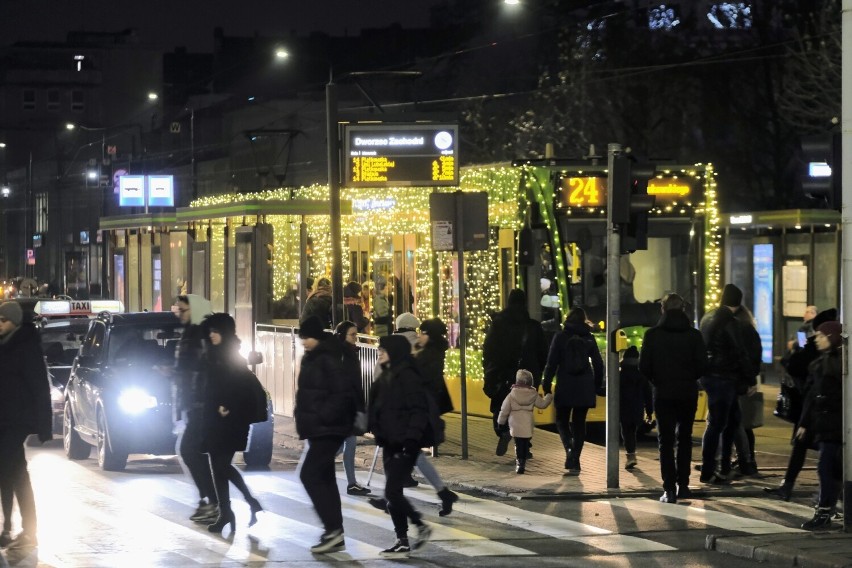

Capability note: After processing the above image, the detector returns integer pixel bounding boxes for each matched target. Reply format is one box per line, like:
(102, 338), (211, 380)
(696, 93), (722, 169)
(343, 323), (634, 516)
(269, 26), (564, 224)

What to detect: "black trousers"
(383, 449), (421, 539)
(300, 436), (345, 533)
(208, 449), (254, 513)
(513, 437), (531, 461)
(555, 406), (589, 465)
(178, 409), (217, 504)
(0, 430), (36, 535)
(655, 397), (697, 491)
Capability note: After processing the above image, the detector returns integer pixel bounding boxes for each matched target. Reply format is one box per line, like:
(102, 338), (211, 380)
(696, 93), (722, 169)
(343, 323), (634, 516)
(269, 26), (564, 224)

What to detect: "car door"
(72, 321), (106, 436)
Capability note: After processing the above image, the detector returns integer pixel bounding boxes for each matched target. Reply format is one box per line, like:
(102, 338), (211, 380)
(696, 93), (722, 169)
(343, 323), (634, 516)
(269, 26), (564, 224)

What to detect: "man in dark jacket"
(697, 284), (759, 484)
(482, 289), (547, 456)
(300, 277), (333, 328)
(295, 316), (357, 554)
(173, 294), (218, 523)
(0, 301), (51, 555)
(639, 293), (706, 503)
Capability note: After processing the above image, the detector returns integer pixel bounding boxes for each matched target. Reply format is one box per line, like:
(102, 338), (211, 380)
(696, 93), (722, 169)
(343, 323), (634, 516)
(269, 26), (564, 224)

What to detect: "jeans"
(700, 376), (740, 475)
(300, 436), (345, 532)
(415, 453), (444, 490)
(620, 421), (639, 454)
(383, 449), (421, 539)
(178, 409), (217, 504)
(655, 396), (698, 491)
(338, 435), (357, 486)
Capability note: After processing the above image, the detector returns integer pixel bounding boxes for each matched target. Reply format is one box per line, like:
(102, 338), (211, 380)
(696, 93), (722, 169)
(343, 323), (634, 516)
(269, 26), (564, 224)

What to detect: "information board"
(344, 123), (459, 187)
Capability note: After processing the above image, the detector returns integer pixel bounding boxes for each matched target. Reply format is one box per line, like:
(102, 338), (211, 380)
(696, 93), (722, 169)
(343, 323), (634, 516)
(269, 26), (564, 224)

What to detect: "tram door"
(348, 236), (370, 284)
(498, 228), (516, 309)
(355, 234), (419, 322)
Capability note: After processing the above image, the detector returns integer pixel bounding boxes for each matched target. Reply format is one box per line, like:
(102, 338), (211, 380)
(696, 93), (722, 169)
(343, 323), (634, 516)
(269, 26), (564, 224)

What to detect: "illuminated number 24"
(568, 178), (601, 206)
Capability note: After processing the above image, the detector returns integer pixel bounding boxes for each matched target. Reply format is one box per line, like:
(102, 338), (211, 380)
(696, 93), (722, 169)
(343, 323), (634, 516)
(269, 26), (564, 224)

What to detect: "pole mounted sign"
(344, 123), (458, 187)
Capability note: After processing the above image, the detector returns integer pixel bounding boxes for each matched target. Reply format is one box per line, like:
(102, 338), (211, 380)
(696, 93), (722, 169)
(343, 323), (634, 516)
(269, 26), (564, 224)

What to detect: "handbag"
(352, 410), (368, 436)
(773, 374), (803, 424)
(739, 390), (764, 429)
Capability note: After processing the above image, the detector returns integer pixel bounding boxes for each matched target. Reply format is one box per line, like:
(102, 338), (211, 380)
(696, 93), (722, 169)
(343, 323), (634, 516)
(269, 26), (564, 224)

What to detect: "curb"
(707, 534), (852, 568)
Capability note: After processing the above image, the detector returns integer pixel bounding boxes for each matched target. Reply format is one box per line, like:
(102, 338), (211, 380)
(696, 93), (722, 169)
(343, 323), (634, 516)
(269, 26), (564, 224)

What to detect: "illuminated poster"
(147, 175), (175, 207)
(119, 175), (145, 206)
(753, 244), (774, 363)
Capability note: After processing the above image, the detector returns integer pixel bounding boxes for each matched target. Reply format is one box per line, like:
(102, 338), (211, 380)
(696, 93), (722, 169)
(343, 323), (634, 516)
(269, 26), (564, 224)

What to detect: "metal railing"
(254, 323), (379, 418)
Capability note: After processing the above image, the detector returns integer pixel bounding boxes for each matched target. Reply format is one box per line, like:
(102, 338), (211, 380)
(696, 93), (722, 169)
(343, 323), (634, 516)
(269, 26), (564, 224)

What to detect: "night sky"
(0, 0), (438, 51)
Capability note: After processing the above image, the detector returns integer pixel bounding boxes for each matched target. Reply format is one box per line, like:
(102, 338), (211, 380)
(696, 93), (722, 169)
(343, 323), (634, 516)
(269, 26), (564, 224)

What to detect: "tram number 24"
(566, 177), (605, 207)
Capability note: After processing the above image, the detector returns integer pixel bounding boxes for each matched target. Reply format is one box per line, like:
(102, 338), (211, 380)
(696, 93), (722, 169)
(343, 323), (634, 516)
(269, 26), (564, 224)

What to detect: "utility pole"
(326, 73), (344, 327)
(840, 0), (851, 530)
(605, 143), (622, 489)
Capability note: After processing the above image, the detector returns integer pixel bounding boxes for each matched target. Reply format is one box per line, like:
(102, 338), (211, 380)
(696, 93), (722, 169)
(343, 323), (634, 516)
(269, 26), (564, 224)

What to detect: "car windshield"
(109, 325), (183, 367)
(41, 323), (89, 366)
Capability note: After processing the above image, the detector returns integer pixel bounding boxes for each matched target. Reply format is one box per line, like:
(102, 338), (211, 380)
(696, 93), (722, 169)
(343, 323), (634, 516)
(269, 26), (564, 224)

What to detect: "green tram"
(192, 160), (720, 423)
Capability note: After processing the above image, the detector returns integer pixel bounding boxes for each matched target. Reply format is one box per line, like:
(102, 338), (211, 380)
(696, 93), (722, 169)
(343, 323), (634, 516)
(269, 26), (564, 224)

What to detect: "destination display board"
(557, 175), (698, 208)
(344, 123), (459, 187)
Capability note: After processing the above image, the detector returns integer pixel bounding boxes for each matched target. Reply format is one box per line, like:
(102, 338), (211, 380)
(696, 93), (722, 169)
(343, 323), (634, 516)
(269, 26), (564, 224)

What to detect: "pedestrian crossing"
(15, 450), (809, 566)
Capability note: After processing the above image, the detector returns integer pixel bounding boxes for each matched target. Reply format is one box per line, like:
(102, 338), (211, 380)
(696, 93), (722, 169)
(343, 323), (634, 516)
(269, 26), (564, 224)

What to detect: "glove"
(403, 439), (421, 456)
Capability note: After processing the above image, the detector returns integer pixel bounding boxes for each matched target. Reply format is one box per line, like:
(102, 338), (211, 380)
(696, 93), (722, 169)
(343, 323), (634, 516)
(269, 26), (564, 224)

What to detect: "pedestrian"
(394, 312), (421, 348)
(173, 294), (219, 524)
(619, 346), (651, 471)
(199, 313), (264, 534)
(698, 284), (760, 485)
(542, 306), (604, 475)
(333, 321), (371, 496)
(295, 316), (359, 554)
(797, 320), (843, 530)
(300, 277), (333, 328)
(482, 289), (548, 457)
(0, 300), (52, 557)
(496, 369), (553, 474)
(369, 334), (434, 559)
(371, 278), (392, 337)
(639, 293), (706, 503)
(343, 282), (369, 332)
(731, 305), (763, 477)
(765, 308), (836, 500)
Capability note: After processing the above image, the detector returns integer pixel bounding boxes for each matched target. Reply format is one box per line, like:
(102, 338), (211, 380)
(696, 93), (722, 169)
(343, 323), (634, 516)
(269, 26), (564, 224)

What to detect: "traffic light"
(800, 133), (841, 209)
(610, 156), (656, 253)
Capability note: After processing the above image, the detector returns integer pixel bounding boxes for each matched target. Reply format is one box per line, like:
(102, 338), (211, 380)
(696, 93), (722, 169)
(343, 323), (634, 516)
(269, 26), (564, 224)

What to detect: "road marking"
(600, 498), (806, 534)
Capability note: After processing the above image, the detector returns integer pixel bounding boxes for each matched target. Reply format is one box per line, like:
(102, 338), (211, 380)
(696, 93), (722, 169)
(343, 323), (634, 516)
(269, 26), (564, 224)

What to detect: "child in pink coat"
(497, 369), (553, 474)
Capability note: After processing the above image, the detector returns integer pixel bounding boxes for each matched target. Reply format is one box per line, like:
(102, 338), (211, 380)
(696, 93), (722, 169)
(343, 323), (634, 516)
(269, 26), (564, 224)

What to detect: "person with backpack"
(542, 307), (604, 475)
(482, 289), (548, 457)
(198, 313), (263, 534)
(294, 316), (359, 554)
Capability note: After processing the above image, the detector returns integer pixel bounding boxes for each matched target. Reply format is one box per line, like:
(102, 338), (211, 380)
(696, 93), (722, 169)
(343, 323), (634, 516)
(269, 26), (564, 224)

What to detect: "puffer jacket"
(700, 307), (756, 383)
(294, 334), (357, 440)
(639, 309), (706, 401)
(415, 337), (453, 415)
(174, 294), (212, 413)
(368, 358), (430, 452)
(0, 322), (52, 439)
(542, 322), (604, 408)
(201, 340), (255, 453)
(497, 385), (553, 438)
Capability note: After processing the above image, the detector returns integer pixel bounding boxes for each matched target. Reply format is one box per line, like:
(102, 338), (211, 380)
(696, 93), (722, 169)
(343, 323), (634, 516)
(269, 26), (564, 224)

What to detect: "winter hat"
(205, 313), (236, 338)
(515, 369), (534, 386)
(0, 301), (22, 327)
(344, 281), (362, 298)
(622, 345), (639, 365)
(419, 318), (448, 338)
(817, 321), (843, 349)
(812, 308), (838, 331)
(720, 284), (743, 307)
(395, 312), (421, 332)
(508, 288), (526, 307)
(379, 334), (412, 365)
(299, 315), (326, 340)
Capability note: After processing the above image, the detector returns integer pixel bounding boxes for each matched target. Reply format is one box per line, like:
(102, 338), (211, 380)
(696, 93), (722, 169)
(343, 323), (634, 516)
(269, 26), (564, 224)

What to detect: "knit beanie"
(299, 315), (326, 340)
(0, 301), (23, 326)
(720, 284), (743, 307)
(379, 334), (412, 365)
(622, 345), (639, 366)
(508, 289), (526, 307)
(419, 318), (448, 338)
(812, 309), (838, 331)
(395, 312), (421, 332)
(817, 321), (843, 349)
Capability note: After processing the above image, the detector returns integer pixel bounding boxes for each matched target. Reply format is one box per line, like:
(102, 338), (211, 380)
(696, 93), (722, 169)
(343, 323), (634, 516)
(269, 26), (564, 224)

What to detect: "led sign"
(118, 175), (175, 207)
(558, 175), (697, 208)
(344, 123), (459, 187)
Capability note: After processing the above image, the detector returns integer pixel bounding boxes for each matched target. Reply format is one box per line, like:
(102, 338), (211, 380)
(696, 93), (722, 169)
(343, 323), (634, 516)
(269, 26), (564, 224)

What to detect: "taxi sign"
(35, 299), (124, 317)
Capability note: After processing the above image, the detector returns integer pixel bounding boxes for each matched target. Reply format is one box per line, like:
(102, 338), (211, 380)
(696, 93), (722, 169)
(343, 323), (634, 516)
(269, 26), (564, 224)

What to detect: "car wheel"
(97, 409), (127, 471)
(63, 400), (91, 460)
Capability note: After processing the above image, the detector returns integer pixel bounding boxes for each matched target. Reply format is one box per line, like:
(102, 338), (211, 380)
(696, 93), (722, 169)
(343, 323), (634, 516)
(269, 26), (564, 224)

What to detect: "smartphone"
(797, 331), (807, 348)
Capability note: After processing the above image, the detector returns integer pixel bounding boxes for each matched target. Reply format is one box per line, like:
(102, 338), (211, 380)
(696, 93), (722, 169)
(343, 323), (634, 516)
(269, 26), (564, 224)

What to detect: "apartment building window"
(47, 89), (60, 111)
(71, 89), (84, 112)
(35, 192), (48, 234)
(22, 89), (36, 111)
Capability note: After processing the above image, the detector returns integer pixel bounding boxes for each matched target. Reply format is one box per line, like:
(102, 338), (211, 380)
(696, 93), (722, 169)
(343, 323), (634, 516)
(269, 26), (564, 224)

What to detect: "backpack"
(242, 369), (269, 424)
(563, 335), (592, 375)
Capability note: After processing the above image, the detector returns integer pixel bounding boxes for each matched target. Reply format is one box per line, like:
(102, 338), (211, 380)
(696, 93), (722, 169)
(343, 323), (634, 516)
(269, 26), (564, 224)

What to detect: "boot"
(763, 483), (792, 501)
(802, 507), (833, 530)
(516, 459), (526, 474)
(625, 453), (637, 470)
(208, 503), (236, 534)
(437, 487), (458, 517)
(246, 496), (264, 527)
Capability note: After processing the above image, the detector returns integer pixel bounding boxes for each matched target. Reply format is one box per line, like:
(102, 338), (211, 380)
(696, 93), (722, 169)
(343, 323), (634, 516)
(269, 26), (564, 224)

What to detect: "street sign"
(26, 249), (35, 266)
(344, 123), (458, 187)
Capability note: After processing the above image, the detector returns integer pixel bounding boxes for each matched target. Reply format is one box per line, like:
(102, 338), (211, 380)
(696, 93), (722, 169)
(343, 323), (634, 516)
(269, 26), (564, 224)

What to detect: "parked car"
(63, 311), (274, 471)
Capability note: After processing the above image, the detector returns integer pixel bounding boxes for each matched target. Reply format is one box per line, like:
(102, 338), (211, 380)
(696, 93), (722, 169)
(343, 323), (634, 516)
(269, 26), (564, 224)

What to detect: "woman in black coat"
(542, 307), (604, 475)
(200, 313), (262, 534)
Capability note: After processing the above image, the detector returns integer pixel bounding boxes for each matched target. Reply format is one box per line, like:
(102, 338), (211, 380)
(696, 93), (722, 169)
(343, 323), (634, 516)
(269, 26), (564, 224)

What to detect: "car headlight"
(117, 388), (158, 415)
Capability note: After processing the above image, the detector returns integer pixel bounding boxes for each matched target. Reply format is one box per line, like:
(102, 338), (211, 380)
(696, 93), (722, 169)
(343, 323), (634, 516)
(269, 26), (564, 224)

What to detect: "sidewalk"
(270, 407), (852, 567)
